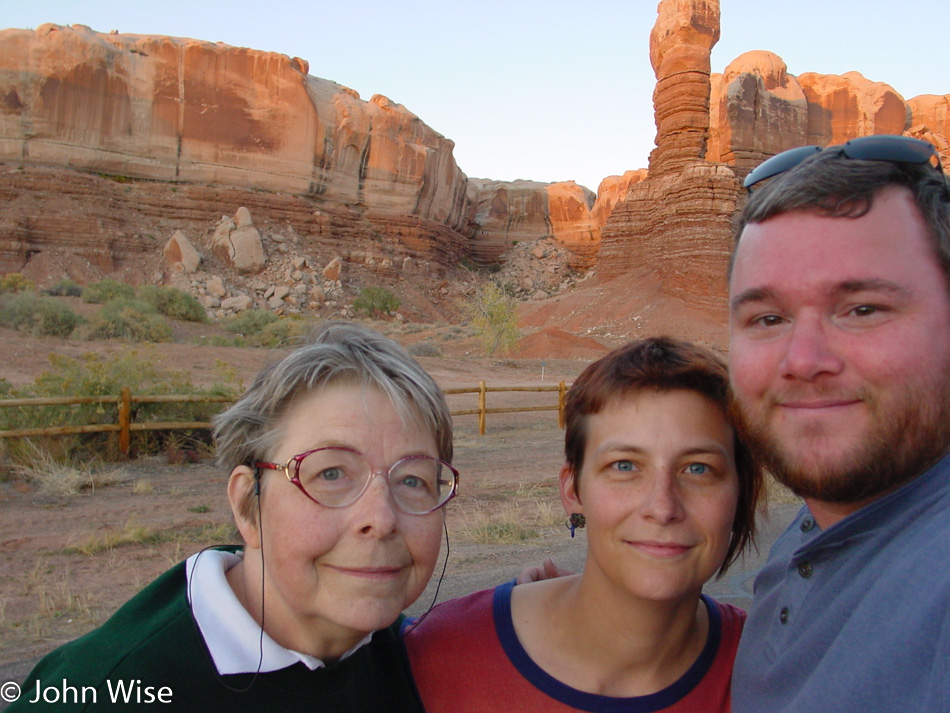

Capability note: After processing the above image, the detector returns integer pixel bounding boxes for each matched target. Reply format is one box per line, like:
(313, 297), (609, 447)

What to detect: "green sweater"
(9, 555), (424, 712)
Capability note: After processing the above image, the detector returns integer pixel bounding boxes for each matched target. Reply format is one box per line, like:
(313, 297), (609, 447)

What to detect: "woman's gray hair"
(213, 321), (453, 473)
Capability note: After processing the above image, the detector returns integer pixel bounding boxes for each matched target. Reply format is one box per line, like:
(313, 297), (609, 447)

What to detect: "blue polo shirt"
(733, 454), (950, 713)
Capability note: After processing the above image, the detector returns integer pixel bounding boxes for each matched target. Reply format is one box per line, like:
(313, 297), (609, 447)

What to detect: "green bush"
(0, 273), (35, 294)
(353, 287), (400, 318)
(222, 309), (279, 336)
(42, 278), (83, 297)
(78, 299), (172, 342)
(0, 293), (82, 337)
(82, 278), (136, 304)
(461, 280), (520, 356)
(408, 340), (442, 357)
(250, 316), (311, 348)
(1, 350), (242, 463)
(138, 285), (209, 323)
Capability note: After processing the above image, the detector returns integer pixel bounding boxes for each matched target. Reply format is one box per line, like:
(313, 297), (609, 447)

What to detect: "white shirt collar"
(185, 549), (372, 675)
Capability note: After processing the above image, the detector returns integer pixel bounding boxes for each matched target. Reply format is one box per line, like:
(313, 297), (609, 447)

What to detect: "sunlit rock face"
(907, 94), (950, 164)
(708, 51), (808, 174)
(0, 23), (474, 232)
(0, 23), (476, 278)
(598, 0), (739, 318)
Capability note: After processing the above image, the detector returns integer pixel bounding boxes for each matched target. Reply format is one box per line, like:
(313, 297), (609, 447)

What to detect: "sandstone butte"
(1, 10), (949, 339)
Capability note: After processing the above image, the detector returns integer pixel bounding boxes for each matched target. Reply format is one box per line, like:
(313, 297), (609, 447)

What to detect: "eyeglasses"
(253, 447), (459, 515)
(743, 134), (950, 200)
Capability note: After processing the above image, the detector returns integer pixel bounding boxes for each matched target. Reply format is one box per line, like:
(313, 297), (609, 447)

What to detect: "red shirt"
(405, 581), (744, 713)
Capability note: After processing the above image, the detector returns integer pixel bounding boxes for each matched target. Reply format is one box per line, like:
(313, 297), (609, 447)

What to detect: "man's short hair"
(732, 147), (950, 282)
(563, 336), (762, 576)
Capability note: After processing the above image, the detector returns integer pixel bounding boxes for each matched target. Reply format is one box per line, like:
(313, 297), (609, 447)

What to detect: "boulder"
(322, 257), (342, 281)
(221, 295), (252, 311)
(206, 275), (227, 298)
(210, 208), (266, 274)
(163, 230), (201, 273)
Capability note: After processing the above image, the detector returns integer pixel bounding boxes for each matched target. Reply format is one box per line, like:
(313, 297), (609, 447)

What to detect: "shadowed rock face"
(0, 23), (474, 234)
(469, 180), (604, 268)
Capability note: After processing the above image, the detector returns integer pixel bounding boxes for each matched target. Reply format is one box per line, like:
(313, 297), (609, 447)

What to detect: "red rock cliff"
(0, 23), (474, 235)
(597, 0), (739, 318)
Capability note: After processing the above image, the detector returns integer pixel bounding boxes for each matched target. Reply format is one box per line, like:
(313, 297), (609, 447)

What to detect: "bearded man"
(728, 135), (950, 712)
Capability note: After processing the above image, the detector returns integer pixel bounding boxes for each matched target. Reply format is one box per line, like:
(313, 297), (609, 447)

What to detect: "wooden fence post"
(118, 387), (132, 457)
(478, 381), (487, 435)
(558, 381), (567, 429)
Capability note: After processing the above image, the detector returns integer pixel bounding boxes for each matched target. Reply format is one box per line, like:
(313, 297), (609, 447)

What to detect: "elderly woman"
(11, 322), (457, 712)
(405, 337), (762, 712)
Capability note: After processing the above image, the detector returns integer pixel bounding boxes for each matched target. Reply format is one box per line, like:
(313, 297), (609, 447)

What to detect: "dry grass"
(0, 560), (101, 652)
(11, 442), (122, 497)
(132, 477), (154, 494)
(64, 520), (234, 556)
(453, 479), (565, 544)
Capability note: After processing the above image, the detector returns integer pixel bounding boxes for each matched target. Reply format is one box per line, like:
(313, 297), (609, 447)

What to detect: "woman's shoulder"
(11, 559), (202, 711)
(402, 583), (503, 649)
(707, 596), (746, 638)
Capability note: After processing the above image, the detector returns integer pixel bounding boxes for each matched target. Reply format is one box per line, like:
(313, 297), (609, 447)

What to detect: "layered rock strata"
(0, 23), (476, 261)
(598, 0), (738, 316)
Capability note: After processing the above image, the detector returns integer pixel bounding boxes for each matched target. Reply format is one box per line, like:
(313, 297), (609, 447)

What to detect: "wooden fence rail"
(0, 381), (570, 454)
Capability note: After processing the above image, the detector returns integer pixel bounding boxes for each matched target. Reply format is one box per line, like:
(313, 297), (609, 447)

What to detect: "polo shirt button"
(801, 517), (816, 532)
(780, 607), (789, 624)
(798, 562), (813, 578)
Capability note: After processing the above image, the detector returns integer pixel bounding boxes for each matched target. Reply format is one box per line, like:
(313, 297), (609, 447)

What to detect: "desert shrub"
(0, 293), (82, 337)
(250, 315), (311, 348)
(42, 278), (83, 297)
(222, 309), (278, 336)
(193, 334), (247, 348)
(81, 278), (136, 304)
(461, 280), (520, 356)
(353, 286), (400, 318)
(1, 350), (241, 463)
(77, 299), (172, 342)
(0, 273), (36, 294)
(408, 340), (442, 357)
(138, 285), (209, 323)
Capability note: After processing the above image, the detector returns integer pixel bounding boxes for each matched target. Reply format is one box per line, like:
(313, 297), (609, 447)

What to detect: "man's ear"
(559, 463), (583, 514)
(227, 465), (261, 550)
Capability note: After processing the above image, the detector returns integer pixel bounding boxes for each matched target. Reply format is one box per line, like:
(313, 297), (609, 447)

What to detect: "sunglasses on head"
(743, 134), (950, 200)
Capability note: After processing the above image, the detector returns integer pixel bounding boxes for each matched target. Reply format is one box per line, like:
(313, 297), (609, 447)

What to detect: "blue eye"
(686, 463), (709, 475)
(318, 467), (344, 481)
(613, 460), (635, 472)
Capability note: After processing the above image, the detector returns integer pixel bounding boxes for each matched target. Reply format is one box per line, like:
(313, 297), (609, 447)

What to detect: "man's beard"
(731, 380), (950, 505)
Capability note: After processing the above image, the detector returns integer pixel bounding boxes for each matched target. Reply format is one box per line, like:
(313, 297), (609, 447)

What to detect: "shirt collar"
(800, 450), (950, 552)
(185, 549), (372, 675)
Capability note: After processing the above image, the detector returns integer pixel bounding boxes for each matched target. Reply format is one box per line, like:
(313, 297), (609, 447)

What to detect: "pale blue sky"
(4, 1), (948, 191)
